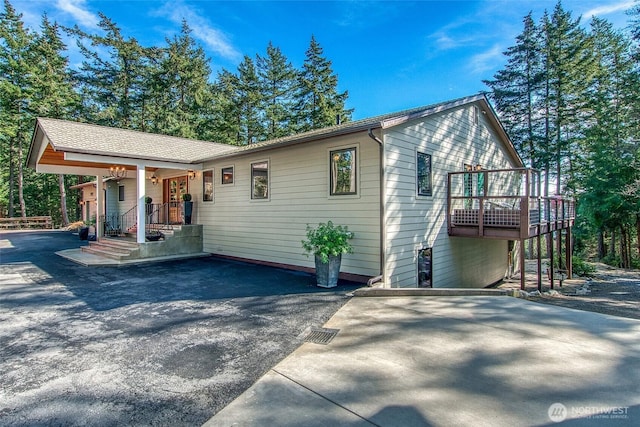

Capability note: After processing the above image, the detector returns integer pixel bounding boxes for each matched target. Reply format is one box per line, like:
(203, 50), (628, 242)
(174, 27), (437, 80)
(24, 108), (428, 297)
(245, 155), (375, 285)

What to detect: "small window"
(418, 248), (432, 288)
(330, 147), (357, 195)
(417, 152), (432, 197)
(118, 185), (125, 201)
(203, 170), (214, 202)
(251, 161), (269, 199)
(473, 105), (479, 125)
(222, 166), (234, 185)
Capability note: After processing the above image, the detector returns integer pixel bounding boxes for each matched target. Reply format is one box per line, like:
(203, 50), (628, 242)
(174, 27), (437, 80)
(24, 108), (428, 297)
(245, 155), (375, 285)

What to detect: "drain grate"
(304, 327), (340, 345)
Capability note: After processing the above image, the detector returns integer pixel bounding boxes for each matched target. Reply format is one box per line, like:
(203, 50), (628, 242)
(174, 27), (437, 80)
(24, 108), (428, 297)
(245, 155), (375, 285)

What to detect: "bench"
(0, 216), (53, 230)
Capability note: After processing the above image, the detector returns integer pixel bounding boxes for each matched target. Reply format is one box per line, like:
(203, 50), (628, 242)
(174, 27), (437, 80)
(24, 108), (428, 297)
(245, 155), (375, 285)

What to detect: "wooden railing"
(447, 168), (575, 239)
(0, 216), (53, 230)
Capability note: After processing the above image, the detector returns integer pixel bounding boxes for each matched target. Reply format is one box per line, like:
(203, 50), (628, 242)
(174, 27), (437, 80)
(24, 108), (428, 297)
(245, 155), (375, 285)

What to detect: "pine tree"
(257, 42), (298, 139)
(235, 55), (263, 144)
(295, 36), (352, 132)
(484, 13), (544, 169)
(542, 2), (594, 195)
(30, 14), (81, 225)
(147, 21), (213, 139)
(210, 69), (242, 145)
(71, 13), (149, 129)
(0, 0), (36, 218)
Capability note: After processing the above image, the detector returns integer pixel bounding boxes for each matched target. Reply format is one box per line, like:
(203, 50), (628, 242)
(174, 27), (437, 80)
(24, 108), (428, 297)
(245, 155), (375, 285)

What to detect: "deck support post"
(566, 226), (573, 279)
(537, 233), (542, 292)
(519, 239), (526, 290)
(549, 231), (554, 290)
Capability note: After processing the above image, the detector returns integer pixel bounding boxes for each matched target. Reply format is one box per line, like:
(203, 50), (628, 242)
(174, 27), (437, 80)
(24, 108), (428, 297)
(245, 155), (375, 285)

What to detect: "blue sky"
(13, 0), (637, 119)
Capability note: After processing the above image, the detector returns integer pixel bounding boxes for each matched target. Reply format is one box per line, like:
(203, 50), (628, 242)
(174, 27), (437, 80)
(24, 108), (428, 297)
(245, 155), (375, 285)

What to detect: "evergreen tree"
(542, 3), (594, 195)
(210, 69), (242, 145)
(257, 42), (298, 139)
(295, 36), (352, 132)
(0, 0), (36, 218)
(484, 13), (544, 169)
(71, 13), (149, 129)
(236, 55), (263, 144)
(30, 14), (81, 225)
(148, 21), (213, 139)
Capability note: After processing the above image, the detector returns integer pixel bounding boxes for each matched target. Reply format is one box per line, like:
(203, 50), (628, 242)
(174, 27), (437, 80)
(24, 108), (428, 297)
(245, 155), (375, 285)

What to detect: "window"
(473, 105), (479, 125)
(417, 152), (432, 197)
(203, 170), (213, 201)
(222, 166), (234, 185)
(330, 147), (357, 195)
(251, 161), (269, 199)
(118, 185), (125, 201)
(418, 248), (432, 288)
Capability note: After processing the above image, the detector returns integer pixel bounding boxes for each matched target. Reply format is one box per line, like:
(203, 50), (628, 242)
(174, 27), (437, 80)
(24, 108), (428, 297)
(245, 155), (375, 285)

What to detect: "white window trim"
(328, 143), (360, 199)
(250, 159), (270, 201)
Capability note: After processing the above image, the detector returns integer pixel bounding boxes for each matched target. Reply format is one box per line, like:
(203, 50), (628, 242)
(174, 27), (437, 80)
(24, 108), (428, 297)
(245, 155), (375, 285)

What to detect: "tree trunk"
(58, 174), (70, 226)
(17, 131), (26, 219)
(636, 214), (640, 259)
(597, 230), (605, 259)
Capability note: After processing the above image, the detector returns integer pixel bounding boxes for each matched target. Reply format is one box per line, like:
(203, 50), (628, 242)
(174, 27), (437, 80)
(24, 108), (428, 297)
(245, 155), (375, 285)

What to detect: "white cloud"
(468, 44), (504, 74)
(55, 0), (99, 29)
(582, 1), (635, 18)
(156, 1), (241, 62)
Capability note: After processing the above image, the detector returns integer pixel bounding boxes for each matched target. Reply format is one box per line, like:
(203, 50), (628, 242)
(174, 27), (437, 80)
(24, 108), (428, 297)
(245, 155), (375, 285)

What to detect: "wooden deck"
(447, 168), (575, 240)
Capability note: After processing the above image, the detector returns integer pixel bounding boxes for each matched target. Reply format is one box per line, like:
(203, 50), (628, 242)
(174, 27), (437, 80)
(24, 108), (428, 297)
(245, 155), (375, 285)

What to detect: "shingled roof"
(28, 118), (237, 168)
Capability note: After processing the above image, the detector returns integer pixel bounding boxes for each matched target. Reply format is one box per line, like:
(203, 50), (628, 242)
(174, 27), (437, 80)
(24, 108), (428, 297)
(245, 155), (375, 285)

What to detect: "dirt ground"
(499, 261), (640, 320)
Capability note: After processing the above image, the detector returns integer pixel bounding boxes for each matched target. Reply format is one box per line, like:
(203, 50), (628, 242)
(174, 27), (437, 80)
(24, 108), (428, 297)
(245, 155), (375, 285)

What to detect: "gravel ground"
(500, 262), (640, 320)
(0, 231), (359, 426)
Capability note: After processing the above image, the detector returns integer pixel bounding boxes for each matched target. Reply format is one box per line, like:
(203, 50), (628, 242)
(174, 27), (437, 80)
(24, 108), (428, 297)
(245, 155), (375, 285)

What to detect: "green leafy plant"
(182, 193), (192, 202)
(145, 196), (152, 204)
(302, 221), (354, 264)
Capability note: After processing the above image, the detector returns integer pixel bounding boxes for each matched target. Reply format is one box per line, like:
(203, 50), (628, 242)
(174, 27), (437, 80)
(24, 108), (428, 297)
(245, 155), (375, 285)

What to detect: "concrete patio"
(207, 296), (640, 426)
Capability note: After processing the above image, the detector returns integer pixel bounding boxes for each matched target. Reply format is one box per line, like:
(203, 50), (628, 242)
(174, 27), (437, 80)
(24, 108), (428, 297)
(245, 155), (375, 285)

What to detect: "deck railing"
(447, 168), (575, 239)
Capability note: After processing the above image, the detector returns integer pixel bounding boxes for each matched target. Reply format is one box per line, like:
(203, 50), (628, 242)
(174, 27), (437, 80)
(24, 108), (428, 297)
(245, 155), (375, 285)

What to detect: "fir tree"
(295, 36), (352, 132)
(257, 42), (298, 139)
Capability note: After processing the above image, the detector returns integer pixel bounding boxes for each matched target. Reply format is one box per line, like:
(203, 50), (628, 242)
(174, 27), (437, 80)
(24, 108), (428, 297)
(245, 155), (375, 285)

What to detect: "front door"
(164, 176), (188, 224)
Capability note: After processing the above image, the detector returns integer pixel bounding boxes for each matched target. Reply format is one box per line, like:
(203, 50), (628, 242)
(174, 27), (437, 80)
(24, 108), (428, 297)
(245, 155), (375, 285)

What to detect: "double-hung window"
(203, 170), (214, 201)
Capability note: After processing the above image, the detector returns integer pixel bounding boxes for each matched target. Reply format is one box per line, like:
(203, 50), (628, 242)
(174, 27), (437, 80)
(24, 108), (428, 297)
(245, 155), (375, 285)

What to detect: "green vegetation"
(485, 1), (640, 269)
(302, 221), (354, 264)
(0, 0), (352, 223)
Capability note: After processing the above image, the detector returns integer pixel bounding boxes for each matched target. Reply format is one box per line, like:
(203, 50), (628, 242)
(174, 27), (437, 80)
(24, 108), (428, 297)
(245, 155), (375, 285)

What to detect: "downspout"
(368, 128), (385, 286)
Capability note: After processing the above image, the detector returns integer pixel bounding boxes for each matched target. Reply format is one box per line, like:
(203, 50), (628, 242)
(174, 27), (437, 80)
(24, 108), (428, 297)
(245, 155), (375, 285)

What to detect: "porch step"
(81, 238), (139, 261)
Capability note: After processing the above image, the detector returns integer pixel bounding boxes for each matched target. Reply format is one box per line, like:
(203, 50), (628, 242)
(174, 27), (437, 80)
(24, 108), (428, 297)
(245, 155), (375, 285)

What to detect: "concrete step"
(81, 246), (134, 261)
(97, 238), (139, 249)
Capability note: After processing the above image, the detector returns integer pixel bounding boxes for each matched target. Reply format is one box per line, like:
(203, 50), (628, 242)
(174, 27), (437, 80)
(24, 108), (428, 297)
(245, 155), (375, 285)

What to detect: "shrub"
(302, 221), (354, 264)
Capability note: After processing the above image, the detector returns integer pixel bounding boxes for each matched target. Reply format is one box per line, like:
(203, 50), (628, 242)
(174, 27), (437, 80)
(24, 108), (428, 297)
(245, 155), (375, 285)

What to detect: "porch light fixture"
(188, 170), (196, 180)
(150, 174), (159, 185)
(109, 166), (127, 179)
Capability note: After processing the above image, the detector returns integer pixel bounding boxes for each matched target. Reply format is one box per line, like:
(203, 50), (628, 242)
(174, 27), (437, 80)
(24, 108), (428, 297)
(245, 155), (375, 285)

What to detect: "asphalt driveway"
(0, 230), (359, 426)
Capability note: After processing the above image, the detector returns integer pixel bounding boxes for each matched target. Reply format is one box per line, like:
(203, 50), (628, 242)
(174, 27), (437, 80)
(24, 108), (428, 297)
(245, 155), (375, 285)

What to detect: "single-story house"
(27, 93), (574, 288)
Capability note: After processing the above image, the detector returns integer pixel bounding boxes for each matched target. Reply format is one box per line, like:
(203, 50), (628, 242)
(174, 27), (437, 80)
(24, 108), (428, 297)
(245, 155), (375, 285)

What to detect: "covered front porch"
(27, 118), (236, 263)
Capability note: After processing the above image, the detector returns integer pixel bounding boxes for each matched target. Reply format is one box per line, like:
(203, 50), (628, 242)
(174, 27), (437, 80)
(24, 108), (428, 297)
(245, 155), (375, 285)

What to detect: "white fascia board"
(63, 152), (202, 170)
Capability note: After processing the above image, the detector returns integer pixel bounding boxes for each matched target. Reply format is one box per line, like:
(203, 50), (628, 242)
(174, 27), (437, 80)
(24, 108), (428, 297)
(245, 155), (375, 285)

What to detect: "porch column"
(95, 175), (104, 239)
(136, 166), (146, 243)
